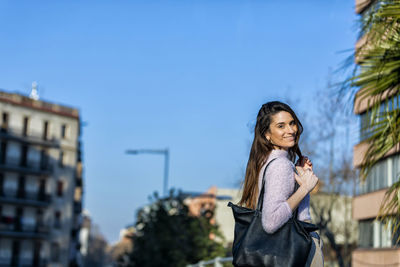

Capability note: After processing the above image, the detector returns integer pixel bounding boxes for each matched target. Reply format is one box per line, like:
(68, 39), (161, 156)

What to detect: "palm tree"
(343, 0), (400, 235)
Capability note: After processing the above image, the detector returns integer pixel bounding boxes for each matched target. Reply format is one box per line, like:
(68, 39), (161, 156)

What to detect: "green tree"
(130, 190), (226, 267)
(342, 0), (400, 236)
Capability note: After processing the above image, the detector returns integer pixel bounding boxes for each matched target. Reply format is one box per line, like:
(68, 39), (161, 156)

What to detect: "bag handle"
(256, 158), (276, 211)
(256, 158), (300, 218)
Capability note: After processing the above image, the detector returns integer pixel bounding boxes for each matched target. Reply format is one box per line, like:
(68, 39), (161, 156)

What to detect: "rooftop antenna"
(29, 81), (39, 100)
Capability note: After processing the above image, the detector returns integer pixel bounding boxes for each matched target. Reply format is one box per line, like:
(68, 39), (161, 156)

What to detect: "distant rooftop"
(0, 89), (79, 119)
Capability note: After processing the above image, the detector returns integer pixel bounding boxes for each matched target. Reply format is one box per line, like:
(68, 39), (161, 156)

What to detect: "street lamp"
(125, 148), (170, 197)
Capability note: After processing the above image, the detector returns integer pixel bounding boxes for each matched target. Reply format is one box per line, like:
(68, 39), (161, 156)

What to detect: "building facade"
(0, 90), (83, 267)
(352, 0), (400, 265)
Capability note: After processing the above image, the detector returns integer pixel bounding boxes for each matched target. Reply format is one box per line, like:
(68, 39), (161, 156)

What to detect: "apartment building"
(352, 1), (400, 266)
(0, 89), (83, 267)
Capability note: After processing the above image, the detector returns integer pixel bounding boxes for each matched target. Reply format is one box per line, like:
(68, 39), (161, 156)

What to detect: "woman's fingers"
(294, 166), (319, 193)
(296, 156), (313, 171)
(304, 162), (313, 171)
(295, 166), (305, 176)
(294, 173), (303, 186)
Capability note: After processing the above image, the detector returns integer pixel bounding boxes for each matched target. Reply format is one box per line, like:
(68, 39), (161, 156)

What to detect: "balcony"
(73, 201), (82, 213)
(353, 189), (388, 220)
(0, 129), (59, 148)
(76, 177), (83, 187)
(353, 142), (400, 168)
(0, 257), (48, 267)
(352, 248), (400, 267)
(0, 219), (50, 239)
(0, 190), (51, 207)
(0, 157), (53, 176)
(355, 0), (372, 14)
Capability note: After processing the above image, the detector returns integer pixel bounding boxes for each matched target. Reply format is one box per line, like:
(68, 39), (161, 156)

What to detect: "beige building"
(214, 188), (241, 246)
(183, 186), (240, 245)
(352, 1), (400, 266)
(311, 192), (357, 267)
(0, 88), (83, 266)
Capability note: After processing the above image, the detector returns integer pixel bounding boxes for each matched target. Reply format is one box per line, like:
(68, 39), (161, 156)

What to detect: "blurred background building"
(0, 87), (84, 267)
(79, 211), (109, 267)
(183, 186), (240, 246)
(108, 224), (135, 266)
(352, 0), (400, 265)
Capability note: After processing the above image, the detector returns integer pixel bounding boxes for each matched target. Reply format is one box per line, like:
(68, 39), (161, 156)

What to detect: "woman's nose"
(287, 125), (295, 133)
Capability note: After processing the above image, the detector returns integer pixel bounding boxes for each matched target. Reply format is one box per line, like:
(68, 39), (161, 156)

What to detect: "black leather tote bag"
(228, 159), (318, 267)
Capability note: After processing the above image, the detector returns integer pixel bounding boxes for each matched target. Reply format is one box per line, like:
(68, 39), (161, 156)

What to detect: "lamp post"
(125, 148), (170, 197)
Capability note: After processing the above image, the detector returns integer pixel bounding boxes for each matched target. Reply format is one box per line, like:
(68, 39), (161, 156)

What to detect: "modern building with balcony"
(0, 87), (84, 267)
(352, 1), (400, 266)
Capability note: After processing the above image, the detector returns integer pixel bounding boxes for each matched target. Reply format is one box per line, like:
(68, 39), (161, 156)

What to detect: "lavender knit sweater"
(258, 149), (311, 233)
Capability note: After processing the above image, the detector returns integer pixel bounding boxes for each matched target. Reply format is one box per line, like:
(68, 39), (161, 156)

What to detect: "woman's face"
(265, 111), (298, 150)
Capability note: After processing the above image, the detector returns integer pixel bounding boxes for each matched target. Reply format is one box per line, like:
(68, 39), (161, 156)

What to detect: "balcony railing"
(73, 201), (82, 213)
(0, 190), (51, 207)
(0, 257), (48, 267)
(0, 157), (53, 175)
(0, 219), (50, 239)
(0, 128), (59, 148)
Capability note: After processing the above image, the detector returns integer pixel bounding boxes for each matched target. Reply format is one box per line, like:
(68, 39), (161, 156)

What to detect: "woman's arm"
(261, 158), (296, 233)
(261, 159), (317, 233)
(295, 156), (313, 222)
(286, 186), (308, 211)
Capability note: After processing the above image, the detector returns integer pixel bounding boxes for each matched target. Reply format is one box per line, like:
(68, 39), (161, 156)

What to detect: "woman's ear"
(265, 133), (271, 142)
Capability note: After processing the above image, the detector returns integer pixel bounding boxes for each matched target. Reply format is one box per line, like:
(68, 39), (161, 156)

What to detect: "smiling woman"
(233, 101), (323, 267)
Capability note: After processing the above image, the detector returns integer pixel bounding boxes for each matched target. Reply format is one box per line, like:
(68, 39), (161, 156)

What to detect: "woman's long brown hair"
(239, 101), (303, 209)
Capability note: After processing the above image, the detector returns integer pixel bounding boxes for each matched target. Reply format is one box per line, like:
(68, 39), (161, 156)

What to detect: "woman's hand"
(296, 156), (313, 171)
(294, 166), (318, 193)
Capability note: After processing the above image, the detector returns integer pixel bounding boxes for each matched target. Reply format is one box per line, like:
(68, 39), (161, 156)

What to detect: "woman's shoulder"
(265, 150), (294, 173)
(265, 157), (294, 172)
(265, 150), (295, 169)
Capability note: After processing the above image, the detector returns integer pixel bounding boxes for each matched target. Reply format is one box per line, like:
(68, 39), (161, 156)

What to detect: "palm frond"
(342, 0), (400, 240)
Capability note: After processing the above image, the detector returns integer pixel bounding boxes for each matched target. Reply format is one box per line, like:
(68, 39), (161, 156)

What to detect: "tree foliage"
(342, 0), (400, 236)
(130, 190), (226, 267)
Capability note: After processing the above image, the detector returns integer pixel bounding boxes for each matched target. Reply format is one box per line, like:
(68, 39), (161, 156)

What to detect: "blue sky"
(0, 0), (357, 243)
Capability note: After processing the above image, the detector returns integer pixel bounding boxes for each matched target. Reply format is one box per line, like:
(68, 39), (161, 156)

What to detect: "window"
(59, 151), (64, 168)
(0, 141), (6, 164)
(17, 176), (25, 199)
(20, 145), (28, 167)
(359, 1), (384, 36)
(393, 154), (400, 182)
(33, 241), (41, 266)
(50, 242), (60, 262)
(359, 218), (400, 248)
(36, 209), (44, 231)
(358, 154), (400, 195)
(54, 211), (61, 229)
(359, 159), (388, 194)
(43, 121), (49, 140)
(61, 124), (67, 139)
(1, 112), (8, 132)
(22, 117), (29, 136)
(0, 173), (3, 196)
(37, 180), (47, 202)
(15, 207), (23, 231)
(359, 95), (400, 142)
(40, 149), (49, 170)
(38, 179), (45, 195)
(11, 240), (20, 266)
(57, 181), (64, 197)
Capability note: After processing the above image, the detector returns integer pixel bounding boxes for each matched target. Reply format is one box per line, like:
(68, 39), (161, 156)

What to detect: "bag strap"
(256, 158), (301, 218)
(256, 158), (277, 211)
